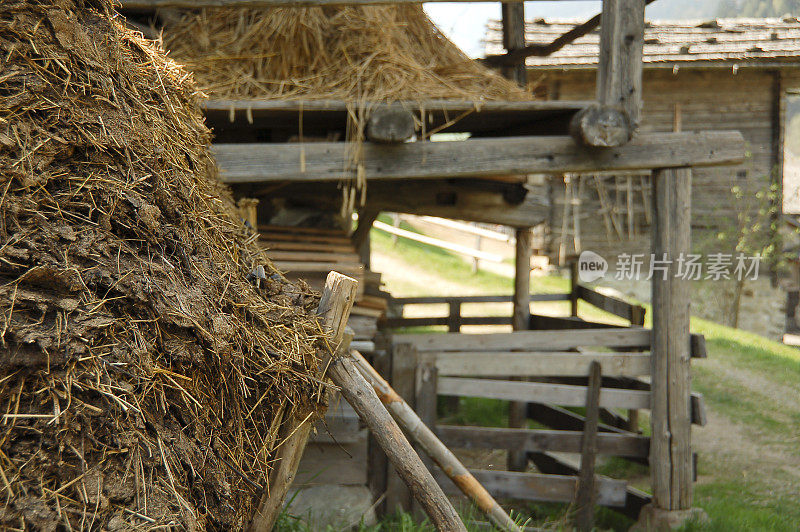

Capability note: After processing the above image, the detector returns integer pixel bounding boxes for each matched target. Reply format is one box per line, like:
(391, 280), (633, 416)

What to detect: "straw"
(158, 5), (533, 102)
(0, 1), (325, 529)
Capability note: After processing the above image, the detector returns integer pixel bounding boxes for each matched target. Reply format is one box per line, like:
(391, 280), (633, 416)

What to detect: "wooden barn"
(486, 17), (800, 339)
(116, 1), (745, 530)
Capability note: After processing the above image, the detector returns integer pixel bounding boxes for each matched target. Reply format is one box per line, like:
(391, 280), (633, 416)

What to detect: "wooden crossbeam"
(396, 328), (654, 352)
(212, 131), (744, 184)
(433, 469), (628, 507)
(434, 351), (651, 378)
(437, 377), (651, 410)
(435, 426), (649, 458)
(121, 0), (594, 7)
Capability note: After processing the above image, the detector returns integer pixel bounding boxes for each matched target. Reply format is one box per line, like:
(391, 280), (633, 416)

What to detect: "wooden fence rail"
(387, 280), (646, 332)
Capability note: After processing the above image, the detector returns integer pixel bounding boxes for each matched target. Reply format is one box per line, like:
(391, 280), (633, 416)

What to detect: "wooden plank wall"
(541, 67), (792, 260)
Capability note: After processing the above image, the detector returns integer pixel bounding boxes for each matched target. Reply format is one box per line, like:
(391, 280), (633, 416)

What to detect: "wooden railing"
(384, 274), (647, 331)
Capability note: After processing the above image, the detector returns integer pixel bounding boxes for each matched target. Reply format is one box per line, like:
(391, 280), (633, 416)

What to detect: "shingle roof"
(484, 17), (800, 68)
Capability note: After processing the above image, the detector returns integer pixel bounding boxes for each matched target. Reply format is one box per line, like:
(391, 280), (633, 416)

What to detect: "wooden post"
(353, 208), (379, 249)
(575, 361), (602, 531)
(447, 299), (462, 333)
(367, 349), (391, 513)
(642, 167), (698, 527)
(508, 227), (532, 471)
(386, 342), (418, 513)
(445, 301), (462, 415)
(501, 1), (526, 87)
(572, 0), (645, 147)
(249, 272), (357, 532)
(237, 198), (259, 228)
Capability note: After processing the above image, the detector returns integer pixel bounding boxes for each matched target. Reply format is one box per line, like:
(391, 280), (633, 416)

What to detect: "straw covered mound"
(0, 0), (324, 529)
(158, 5), (531, 101)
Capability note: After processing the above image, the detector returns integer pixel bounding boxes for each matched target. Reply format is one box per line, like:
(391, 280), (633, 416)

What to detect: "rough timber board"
(433, 468), (627, 507)
(437, 377), (651, 410)
(203, 99), (588, 137)
(212, 131), (745, 183)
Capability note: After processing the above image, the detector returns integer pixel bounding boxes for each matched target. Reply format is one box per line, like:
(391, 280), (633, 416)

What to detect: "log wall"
(539, 67), (798, 261)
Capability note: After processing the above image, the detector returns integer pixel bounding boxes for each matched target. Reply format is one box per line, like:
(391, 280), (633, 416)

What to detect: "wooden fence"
(374, 274), (708, 521)
(377, 327), (707, 520)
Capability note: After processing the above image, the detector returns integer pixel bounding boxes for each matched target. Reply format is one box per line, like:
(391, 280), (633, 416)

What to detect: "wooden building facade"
(487, 18), (800, 265)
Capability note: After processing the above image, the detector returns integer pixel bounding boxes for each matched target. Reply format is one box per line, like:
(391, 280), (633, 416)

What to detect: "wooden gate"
(381, 327), (707, 519)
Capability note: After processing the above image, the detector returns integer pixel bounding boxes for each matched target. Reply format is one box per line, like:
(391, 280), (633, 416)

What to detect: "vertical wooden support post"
(570, 260), (579, 317)
(237, 198), (259, 228)
(367, 349), (391, 514)
(575, 361), (602, 531)
(385, 342), (418, 514)
(501, 1), (526, 87)
(508, 227), (532, 471)
(353, 208), (378, 269)
(447, 299), (462, 333)
(647, 167), (695, 520)
(573, 0), (645, 147)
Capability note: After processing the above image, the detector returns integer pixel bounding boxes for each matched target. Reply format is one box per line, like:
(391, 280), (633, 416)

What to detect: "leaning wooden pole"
(324, 273), (466, 531)
(350, 350), (521, 532)
(508, 227), (532, 471)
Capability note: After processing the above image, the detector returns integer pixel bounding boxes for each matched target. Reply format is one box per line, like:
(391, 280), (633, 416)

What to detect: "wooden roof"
(485, 17), (800, 69)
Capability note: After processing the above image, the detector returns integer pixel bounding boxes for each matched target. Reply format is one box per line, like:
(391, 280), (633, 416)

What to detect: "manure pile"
(158, 5), (531, 102)
(0, 0), (324, 529)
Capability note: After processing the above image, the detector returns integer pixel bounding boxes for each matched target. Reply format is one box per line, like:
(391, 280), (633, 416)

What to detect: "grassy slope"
(368, 221), (800, 531)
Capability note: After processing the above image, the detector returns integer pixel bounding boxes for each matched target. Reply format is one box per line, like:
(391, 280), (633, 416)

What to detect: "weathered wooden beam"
(649, 168), (694, 514)
(391, 294), (569, 305)
(573, 0), (645, 147)
(366, 108), (416, 144)
(396, 328), (654, 352)
(212, 131), (745, 183)
(577, 284), (645, 323)
(366, 180), (549, 228)
(121, 0), (590, 7)
(438, 377), (651, 410)
(435, 425), (649, 458)
(434, 469), (628, 507)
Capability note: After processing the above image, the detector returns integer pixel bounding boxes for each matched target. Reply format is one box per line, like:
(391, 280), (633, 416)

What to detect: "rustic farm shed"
(486, 17), (800, 339)
(113, 1), (745, 529)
